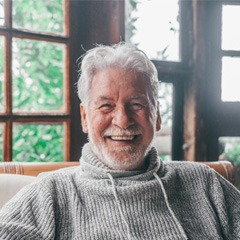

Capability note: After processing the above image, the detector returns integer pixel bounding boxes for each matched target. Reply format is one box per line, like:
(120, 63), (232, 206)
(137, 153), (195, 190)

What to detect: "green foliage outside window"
(224, 144), (240, 190)
(0, 37), (4, 112)
(13, 124), (64, 162)
(12, 0), (63, 34)
(0, 125), (2, 162)
(220, 139), (240, 189)
(12, 38), (64, 112)
(224, 144), (240, 167)
(0, 0), (65, 162)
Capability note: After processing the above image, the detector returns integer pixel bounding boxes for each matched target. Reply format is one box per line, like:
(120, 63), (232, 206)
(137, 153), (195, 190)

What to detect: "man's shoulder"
(164, 160), (209, 169)
(159, 161), (217, 190)
(37, 165), (81, 184)
(163, 160), (212, 177)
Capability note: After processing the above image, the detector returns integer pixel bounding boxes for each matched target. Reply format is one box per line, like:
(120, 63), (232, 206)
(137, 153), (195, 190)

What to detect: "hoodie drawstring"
(107, 171), (187, 240)
(153, 172), (188, 239)
(107, 173), (132, 240)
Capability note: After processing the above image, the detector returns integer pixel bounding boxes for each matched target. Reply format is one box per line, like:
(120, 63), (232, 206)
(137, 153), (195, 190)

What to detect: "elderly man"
(0, 43), (240, 239)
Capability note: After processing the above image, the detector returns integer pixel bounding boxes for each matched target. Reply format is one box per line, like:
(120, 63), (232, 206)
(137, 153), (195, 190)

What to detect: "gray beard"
(88, 135), (154, 171)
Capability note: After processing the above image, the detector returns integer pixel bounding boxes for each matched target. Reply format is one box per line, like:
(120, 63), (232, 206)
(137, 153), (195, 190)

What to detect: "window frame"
(0, 0), (71, 162)
(204, 0), (240, 161)
(123, 0), (192, 160)
(1, 0), (207, 163)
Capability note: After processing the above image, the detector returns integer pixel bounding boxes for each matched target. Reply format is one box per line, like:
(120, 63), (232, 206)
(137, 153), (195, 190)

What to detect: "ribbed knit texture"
(1, 143), (240, 239)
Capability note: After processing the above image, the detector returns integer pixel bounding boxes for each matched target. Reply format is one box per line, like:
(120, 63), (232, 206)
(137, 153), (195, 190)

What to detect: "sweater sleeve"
(208, 168), (240, 240)
(0, 180), (56, 240)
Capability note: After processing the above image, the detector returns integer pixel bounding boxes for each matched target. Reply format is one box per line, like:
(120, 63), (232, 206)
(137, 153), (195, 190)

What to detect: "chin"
(104, 155), (144, 171)
(93, 143), (152, 171)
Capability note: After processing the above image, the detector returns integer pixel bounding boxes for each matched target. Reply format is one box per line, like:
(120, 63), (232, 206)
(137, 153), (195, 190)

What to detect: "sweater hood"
(80, 143), (163, 181)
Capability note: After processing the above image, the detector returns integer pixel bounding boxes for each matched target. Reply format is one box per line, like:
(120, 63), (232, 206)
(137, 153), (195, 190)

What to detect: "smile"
(107, 135), (138, 141)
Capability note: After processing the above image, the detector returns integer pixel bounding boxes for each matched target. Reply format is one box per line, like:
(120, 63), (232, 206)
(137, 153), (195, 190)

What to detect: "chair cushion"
(0, 174), (36, 209)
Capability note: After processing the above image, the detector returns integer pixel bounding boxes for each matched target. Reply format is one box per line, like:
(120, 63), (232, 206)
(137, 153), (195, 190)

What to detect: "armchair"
(0, 160), (236, 209)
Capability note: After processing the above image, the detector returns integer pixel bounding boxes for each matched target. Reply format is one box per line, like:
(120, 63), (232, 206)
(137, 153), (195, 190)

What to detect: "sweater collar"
(80, 143), (163, 180)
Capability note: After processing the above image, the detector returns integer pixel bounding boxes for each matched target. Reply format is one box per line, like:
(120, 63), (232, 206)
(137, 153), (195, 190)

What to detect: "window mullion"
(3, 120), (12, 162)
(4, 0), (12, 29)
(3, 0), (13, 161)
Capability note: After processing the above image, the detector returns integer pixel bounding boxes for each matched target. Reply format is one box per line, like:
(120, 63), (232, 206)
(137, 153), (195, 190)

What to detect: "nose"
(112, 106), (134, 129)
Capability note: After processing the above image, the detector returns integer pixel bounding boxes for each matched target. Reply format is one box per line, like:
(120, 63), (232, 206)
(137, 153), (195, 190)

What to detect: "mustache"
(103, 126), (143, 136)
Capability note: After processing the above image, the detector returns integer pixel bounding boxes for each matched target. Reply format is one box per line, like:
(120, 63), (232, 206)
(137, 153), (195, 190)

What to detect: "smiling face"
(80, 68), (161, 170)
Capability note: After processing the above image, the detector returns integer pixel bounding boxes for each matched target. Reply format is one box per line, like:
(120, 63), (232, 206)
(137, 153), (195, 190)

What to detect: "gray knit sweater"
(0, 143), (240, 240)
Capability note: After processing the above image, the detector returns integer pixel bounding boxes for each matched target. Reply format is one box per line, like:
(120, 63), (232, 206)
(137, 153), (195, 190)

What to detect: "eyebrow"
(93, 94), (148, 105)
(129, 94), (148, 101)
(93, 96), (113, 105)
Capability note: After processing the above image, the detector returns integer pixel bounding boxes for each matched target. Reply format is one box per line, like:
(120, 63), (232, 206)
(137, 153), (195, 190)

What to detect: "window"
(220, 4), (240, 188)
(221, 5), (240, 102)
(125, 0), (185, 160)
(203, 1), (240, 187)
(0, 0), (70, 162)
(125, 0), (180, 61)
(219, 137), (240, 165)
(219, 136), (240, 189)
(0, 123), (2, 161)
(221, 57), (240, 102)
(153, 83), (173, 161)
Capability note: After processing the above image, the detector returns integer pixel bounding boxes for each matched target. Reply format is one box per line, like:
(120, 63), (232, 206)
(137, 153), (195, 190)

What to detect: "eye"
(98, 104), (114, 112)
(129, 102), (145, 111)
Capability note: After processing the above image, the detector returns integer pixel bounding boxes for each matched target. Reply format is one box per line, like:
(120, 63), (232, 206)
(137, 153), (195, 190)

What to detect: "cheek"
(138, 111), (155, 126)
(136, 112), (157, 136)
(88, 114), (111, 135)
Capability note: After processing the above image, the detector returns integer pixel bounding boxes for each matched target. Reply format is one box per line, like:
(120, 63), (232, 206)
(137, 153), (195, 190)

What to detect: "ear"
(80, 104), (88, 133)
(156, 104), (161, 132)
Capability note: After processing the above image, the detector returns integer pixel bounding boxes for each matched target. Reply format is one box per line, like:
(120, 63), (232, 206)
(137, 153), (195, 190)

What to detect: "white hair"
(77, 42), (159, 108)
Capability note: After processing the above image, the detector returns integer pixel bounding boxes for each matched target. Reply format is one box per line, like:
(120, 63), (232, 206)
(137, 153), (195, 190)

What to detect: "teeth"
(110, 135), (134, 141)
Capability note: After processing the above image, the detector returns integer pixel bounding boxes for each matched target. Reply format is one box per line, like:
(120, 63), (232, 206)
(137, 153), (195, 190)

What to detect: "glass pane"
(12, 0), (64, 34)
(125, 0), (180, 61)
(0, 0), (4, 26)
(222, 5), (240, 50)
(153, 83), (173, 161)
(219, 137), (240, 189)
(13, 123), (64, 162)
(0, 36), (4, 112)
(221, 57), (240, 102)
(12, 38), (64, 112)
(0, 124), (3, 162)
